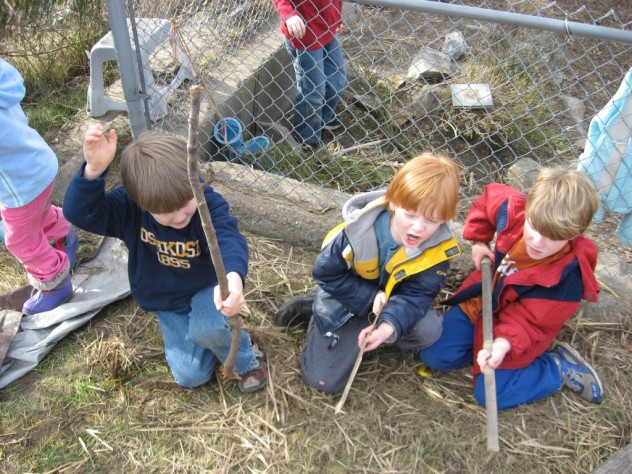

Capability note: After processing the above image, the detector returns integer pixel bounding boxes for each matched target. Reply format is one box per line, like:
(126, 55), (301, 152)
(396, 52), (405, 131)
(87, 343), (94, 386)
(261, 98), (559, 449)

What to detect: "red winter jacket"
(445, 184), (600, 375)
(272, 0), (343, 50)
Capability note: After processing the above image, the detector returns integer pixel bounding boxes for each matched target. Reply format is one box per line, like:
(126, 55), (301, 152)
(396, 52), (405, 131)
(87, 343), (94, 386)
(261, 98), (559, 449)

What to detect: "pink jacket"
(272, 0), (343, 50)
(446, 184), (600, 375)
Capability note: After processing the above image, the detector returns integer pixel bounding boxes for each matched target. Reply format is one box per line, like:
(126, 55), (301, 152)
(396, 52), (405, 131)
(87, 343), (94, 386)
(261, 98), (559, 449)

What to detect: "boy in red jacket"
(272, 0), (347, 151)
(419, 168), (603, 410)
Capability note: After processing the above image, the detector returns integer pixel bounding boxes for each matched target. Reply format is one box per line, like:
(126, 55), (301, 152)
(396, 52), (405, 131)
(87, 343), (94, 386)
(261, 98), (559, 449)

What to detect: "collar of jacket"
(323, 196), (461, 298)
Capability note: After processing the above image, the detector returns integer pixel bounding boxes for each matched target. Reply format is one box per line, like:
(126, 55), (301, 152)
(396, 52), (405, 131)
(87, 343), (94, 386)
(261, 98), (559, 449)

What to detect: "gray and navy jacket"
(312, 191), (461, 338)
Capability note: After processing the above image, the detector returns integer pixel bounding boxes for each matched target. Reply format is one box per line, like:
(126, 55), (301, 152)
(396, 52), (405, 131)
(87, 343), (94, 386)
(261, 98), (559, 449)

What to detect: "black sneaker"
(276, 288), (316, 327)
(322, 117), (343, 132)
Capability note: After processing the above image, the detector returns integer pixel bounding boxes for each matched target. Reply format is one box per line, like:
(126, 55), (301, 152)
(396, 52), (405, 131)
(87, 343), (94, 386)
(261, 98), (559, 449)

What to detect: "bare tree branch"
(186, 85), (241, 381)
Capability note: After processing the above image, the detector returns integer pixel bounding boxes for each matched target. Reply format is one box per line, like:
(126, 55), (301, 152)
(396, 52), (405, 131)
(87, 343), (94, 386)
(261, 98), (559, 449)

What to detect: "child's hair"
(120, 131), (194, 214)
(384, 153), (460, 221)
(526, 168), (599, 240)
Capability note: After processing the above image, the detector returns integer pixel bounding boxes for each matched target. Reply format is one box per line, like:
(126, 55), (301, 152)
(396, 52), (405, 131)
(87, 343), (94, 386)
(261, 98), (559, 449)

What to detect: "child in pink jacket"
(0, 58), (78, 314)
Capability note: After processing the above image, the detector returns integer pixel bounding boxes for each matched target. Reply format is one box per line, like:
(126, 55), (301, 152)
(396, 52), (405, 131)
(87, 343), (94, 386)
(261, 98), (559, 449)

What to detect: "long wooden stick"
(186, 85), (241, 381)
(481, 256), (499, 452)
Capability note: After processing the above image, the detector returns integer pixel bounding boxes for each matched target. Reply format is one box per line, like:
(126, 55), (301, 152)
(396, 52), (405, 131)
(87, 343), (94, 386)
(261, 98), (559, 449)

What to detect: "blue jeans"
(418, 305), (563, 411)
(285, 35), (347, 145)
(155, 286), (256, 388)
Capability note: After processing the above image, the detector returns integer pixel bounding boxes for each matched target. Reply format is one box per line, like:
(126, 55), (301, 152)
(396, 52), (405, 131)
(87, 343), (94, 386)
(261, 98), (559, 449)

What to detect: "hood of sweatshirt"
(0, 58), (58, 208)
(0, 58), (26, 110)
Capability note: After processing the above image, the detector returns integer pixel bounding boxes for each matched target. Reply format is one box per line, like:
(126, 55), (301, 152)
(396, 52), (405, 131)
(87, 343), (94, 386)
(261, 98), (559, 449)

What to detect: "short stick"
(334, 323), (375, 414)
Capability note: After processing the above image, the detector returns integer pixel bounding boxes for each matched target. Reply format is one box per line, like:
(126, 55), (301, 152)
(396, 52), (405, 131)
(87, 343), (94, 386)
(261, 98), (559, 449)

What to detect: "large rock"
(505, 157), (540, 190)
(407, 46), (457, 82)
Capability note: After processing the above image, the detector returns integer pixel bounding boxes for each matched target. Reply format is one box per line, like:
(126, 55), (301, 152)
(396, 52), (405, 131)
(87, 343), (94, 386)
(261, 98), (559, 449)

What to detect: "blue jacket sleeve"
(377, 261), (448, 339)
(312, 231), (379, 317)
(62, 163), (134, 239)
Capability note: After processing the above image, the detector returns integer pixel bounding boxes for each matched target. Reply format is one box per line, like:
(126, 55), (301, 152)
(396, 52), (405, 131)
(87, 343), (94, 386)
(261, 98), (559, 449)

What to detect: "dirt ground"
(1, 1), (632, 473)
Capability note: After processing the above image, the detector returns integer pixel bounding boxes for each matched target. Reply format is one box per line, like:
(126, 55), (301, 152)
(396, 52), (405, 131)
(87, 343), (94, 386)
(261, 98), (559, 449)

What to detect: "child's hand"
(471, 241), (494, 270)
(285, 15), (306, 39)
(372, 290), (387, 316)
(213, 272), (244, 317)
(477, 337), (511, 371)
(83, 124), (118, 180)
(358, 322), (394, 352)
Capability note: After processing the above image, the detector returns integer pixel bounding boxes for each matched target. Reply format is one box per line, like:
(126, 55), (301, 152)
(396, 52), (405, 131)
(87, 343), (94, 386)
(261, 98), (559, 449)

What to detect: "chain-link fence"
(96, 0), (631, 284)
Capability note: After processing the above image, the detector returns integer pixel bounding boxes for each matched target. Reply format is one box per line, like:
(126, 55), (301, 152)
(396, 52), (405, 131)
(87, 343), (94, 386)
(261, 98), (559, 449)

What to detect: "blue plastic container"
(213, 117), (244, 150)
(243, 136), (270, 155)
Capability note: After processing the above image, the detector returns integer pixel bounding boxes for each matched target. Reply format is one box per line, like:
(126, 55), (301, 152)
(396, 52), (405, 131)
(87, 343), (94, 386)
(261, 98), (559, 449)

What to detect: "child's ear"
(387, 201), (395, 212)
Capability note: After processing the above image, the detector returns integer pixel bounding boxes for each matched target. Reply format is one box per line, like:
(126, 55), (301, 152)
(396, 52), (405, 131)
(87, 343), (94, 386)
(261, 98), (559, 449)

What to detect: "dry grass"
(0, 230), (631, 473)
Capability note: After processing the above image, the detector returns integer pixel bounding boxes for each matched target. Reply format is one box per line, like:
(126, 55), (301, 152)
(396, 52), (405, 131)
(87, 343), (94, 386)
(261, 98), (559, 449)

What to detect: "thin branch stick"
(481, 256), (499, 452)
(170, 19), (221, 120)
(186, 85), (241, 381)
(330, 139), (387, 157)
(170, 19), (228, 145)
(334, 322), (376, 414)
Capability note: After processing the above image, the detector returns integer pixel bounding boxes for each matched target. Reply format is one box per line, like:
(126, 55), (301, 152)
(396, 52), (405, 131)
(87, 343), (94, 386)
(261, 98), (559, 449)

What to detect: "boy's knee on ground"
(301, 348), (349, 393)
(301, 368), (346, 394)
(418, 348), (455, 371)
(171, 365), (213, 388)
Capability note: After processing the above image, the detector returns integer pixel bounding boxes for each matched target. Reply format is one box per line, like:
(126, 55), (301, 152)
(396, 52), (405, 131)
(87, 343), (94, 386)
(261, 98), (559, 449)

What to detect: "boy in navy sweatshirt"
(63, 124), (265, 393)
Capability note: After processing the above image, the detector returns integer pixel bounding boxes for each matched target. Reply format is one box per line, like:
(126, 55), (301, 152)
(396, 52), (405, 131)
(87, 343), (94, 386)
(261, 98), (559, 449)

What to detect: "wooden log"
(591, 444), (632, 474)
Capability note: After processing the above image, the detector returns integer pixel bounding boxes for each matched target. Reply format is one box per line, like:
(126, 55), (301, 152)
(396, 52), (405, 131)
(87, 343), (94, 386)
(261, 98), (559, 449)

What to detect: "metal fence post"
(105, 0), (149, 138)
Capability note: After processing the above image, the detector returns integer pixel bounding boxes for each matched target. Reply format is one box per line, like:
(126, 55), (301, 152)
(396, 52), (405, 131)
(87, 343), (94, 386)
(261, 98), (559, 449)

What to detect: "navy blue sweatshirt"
(63, 163), (248, 312)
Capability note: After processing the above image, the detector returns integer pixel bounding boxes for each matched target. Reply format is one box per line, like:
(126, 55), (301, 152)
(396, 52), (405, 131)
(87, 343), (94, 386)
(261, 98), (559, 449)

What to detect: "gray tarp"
(0, 237), (130, 389)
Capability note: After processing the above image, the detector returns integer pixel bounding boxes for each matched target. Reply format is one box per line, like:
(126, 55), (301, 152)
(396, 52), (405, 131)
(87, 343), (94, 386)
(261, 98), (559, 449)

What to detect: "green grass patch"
(17, 440), (86, 473)
(22, 79), (87, 136)
(250, 138), (396, 193)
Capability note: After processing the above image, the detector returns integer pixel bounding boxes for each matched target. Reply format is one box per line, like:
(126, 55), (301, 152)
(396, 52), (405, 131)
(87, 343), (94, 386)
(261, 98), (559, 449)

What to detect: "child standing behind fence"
(419, 168), (603, 410)
(277, 154), (461, 392)
(0, 58), (79, 315)
(63, 124), (266, 393)
(272, 0), (347, 151)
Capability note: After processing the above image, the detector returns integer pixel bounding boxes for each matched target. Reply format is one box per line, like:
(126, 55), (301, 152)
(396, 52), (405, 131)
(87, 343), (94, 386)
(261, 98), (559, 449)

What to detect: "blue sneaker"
(54, 226), (79, 269)
(22, 274), (73, 315)
(550, 342), (603, 404)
